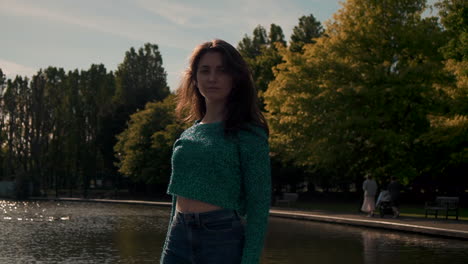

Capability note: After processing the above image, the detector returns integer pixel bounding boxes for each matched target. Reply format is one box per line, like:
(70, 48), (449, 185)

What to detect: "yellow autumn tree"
(264, 0), (445, 186)
(414, 0), (468, 194)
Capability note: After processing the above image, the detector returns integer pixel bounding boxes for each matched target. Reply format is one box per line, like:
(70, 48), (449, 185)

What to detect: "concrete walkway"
(269, 208), (468, 240)
(34, 197), (468, 240)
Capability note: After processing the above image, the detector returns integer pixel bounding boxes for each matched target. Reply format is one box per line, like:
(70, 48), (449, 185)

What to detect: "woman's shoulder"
(237, 122), (268, 143)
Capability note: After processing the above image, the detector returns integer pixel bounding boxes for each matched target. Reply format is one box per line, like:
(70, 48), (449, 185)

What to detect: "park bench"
(425, 196), (459, 220)
(276, 192), (299, 207)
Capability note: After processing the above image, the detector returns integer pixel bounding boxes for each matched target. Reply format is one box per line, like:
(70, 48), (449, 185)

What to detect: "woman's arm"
(238, 126), (271, 264)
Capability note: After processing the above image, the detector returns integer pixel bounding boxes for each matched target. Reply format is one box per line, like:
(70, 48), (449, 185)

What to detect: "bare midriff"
(176, 196), (223, 213)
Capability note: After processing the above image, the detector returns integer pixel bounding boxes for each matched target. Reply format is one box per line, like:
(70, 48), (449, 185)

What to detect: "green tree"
(86, 65), (117, 189)
(290, 14), (324, 52)
(436, 0), (467, 115)
(238, 25), (269, 59)
(10, 66), (87, 196)
(414, 0), (468, 194)
(111, 43), (170, 191)
(238, 24), (286, 60)
(238, 24), (286, 111)
(114, 43), (170, 114)
(253, 25), (269, 49)
(437, 0), (468, 61)
(115, 94), (186, 185)
(416, 116), (468, 194)
(78, 65), (116, 196)
(3, 75), (33, 197)
(269, 24), (286, 47)
(23, 65), (116, 197)
(264, 0), (445, 188)
(61, 69), (84, 195)
(0, 43), (169, 197)
(29, 67), (68, 195)
(0, 68), (5, 180)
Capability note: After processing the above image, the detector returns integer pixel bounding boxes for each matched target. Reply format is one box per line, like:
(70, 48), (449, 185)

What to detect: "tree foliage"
(238, 24), (287, 111)
(290, 14), (324, 52)
(0, 43), (170, 197)
(413, 0), (468, 194)
(0, 69), (6, 180)
(264, 0), (446, 187)
(436, 0), (468, 61)
(435, 0), (468, 115)
(114, 94), (186, 184)
(114, 43), (170, 114)
(269, 24), (287, 47)
(1, 2), (466, 198)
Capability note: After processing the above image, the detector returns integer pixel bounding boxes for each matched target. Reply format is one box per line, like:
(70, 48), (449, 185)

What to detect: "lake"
(1, 200), (467, 263)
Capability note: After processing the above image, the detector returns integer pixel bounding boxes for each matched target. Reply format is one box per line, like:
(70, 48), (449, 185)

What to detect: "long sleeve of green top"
(162, 120), (271, 264)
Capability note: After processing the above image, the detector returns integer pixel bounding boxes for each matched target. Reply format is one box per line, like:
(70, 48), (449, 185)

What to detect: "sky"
(0, 0), (438, 92)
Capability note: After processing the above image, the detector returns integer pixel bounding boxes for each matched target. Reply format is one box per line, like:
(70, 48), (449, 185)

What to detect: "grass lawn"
(281, 200), (468, 221)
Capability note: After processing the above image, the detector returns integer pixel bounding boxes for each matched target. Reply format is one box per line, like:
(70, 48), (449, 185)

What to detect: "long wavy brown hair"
(174, 39), (269, 139)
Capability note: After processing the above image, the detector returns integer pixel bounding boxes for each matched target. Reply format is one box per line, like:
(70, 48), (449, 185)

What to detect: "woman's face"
(195, 52), (233, 104)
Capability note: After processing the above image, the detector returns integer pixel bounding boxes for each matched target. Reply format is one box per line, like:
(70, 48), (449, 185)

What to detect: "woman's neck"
(202, 101), (227, 123)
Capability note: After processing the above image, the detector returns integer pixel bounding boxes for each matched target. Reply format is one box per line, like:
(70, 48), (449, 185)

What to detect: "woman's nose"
(208, 72), (217, 82)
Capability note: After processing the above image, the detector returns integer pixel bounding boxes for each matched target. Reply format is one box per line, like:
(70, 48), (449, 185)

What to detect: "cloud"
(0, 59), (37, 79)
(0, 0), (191, 49)
(135, 0), (303, 35)
(0, 1), (126, 36)
(0, 0), (332, 91)
(0, 0), (310, 51)
(135, 0), (205, 27)
(131, 0), (309, 90)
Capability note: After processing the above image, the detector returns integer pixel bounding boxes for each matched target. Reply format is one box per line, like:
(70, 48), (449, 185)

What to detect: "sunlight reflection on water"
(0, 200), (169, 263)
(0, 200), (71, 222)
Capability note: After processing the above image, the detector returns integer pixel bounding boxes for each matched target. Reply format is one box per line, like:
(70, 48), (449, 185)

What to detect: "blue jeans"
(160, 209), (245, 264)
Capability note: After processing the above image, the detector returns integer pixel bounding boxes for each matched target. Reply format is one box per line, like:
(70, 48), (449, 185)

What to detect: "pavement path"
(269, 207), (468, 240)
(32, 197), (468, 240)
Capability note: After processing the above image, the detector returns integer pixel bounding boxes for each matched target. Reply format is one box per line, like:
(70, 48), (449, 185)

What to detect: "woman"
(361, 174), (378, 217)
(160, 39), (271, 264)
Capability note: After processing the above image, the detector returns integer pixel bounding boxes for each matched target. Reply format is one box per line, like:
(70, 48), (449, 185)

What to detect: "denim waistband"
(175, 208), (239, 224)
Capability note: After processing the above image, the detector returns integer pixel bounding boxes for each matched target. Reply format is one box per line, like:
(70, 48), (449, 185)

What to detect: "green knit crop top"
(163, 119), (272, 264)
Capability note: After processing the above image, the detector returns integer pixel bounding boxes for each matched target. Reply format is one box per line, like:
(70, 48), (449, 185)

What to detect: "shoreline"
(28, 197), (468, 241)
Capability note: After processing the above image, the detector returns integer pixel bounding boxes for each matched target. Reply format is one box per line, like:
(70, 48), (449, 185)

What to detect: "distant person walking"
(387, 176), (401, 218)
(361, 174), (378, 217)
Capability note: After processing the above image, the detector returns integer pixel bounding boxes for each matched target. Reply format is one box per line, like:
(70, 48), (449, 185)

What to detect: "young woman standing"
(160, 39), (271, 264)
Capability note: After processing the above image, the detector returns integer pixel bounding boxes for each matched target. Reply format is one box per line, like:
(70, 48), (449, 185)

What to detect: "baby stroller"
(376, 190), (393, 218)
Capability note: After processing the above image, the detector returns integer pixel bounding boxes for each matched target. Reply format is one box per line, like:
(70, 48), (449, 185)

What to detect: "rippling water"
(0, 200), (168, 263)
(1, 200), (467, 263)
(263, 217), (468, 264)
